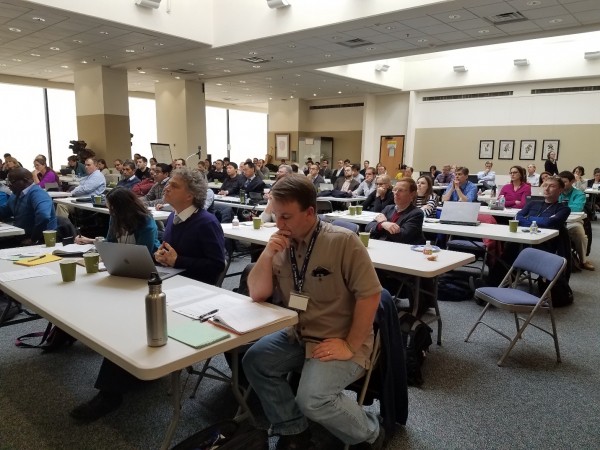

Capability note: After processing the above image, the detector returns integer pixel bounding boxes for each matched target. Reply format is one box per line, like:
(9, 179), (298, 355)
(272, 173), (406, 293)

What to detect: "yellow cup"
(359, 232), (370, 247)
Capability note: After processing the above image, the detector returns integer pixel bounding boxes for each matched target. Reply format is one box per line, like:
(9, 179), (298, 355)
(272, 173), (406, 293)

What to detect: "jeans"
(243, 329), (380, 445)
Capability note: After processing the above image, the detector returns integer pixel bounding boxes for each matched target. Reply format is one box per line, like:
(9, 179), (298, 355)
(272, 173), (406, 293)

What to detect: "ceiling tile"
(519, 5), (570, 19)
(563, 0), (600, 13)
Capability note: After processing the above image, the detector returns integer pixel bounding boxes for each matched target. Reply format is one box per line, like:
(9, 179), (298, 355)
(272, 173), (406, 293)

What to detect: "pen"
(27, 255), (46, 262)
(198, 309), (219, 322)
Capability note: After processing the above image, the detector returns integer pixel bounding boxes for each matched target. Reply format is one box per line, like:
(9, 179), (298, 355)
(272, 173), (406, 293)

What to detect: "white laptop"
(440, 202), (481, 226)
(530, 186), (544, 196)
(592, 183), (600, 190)
(95, 241), (183, 280)
(319, 183), (334, 191)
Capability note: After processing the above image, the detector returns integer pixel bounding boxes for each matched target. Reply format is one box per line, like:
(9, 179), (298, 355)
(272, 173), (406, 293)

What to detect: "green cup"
(43, 230), (57, 247)
(83, 252), (100, 273)
(509, 220), (519, 233)
(252, 216), (262, 230)
(359, 232), (370, 247)
(93, 195), (103, 205)
(356, 205), (363, 215)
(59, 260), (77, 282)
(348, 205), (357, 216)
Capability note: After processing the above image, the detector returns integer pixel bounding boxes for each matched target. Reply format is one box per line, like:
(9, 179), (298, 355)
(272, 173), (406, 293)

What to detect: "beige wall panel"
(413, 125), (600, 175)
(76, 114), (131, 162)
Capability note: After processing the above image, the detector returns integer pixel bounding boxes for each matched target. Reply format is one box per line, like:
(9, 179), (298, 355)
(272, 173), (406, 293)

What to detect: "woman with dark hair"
(415, 175), (438, 217)
(498, 165), (531, 208)
(429, 165), (440, 179)
(539, 171), (552, 185)
(96, 158), (110, 175)
(544, 150), (558, 175)
(573, 166), (587, 191)
(75, 187), (159, 253)
(33, 155), (59, 189)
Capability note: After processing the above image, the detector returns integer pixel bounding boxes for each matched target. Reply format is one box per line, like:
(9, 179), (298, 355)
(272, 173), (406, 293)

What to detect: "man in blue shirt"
(117, 161), (141, 189)
(56, 158), (106, 218)
(441, 167), (477, 202)
(559, 171), (594, 270)
(0, 168), (57, 247)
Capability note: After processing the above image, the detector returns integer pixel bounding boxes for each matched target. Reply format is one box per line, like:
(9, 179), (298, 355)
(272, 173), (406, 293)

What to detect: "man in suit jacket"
(331, 159), (346, 182)
(333, 166), (359, 193)
(362, 175), (394, 212)
(242, 161), (266, 194)
(319, 159), (333, 179)
(307, 164), (325, 188)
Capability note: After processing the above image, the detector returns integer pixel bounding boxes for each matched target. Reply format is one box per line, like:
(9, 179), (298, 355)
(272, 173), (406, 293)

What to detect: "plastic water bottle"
(530, 220), (538, 234)
(232, 216), (240, 228)
(498, 195), (505, 209)
(423, 240), (433, 255)
(145, 272), (167, 347)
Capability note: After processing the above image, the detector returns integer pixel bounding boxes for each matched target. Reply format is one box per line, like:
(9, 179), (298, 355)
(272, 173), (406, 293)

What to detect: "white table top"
(317, 196), (367, 203)
(584, 188), (600, 194)
(438, 205), (585, 222)
(0, 223), (25, 237)
(213, 195), (267, 211)
(53, 197), (171, 221)
(0, 248), (297, 381)
(423, 220), (559, 244)
(221, 223), (474, 278)
(47, 191), (72, 198)
(324, 210), (379, 225)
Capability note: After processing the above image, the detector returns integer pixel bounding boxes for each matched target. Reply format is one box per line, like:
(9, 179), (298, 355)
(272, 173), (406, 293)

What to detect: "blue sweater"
(106, 214), (160, 253)
(0, 184), (57, 242)
(162, 209), (226, 284)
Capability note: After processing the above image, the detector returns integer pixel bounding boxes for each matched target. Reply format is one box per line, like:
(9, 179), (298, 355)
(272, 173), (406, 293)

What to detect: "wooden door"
(379, 135), (405, 177)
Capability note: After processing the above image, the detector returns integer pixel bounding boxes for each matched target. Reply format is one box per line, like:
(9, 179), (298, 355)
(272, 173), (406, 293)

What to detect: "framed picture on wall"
(519, 140), (536, 160)
(498, 140), (515, 160)
(275, 133), (290, 160)
(479, 140), (494, 159)
(542, 140), (560, 160)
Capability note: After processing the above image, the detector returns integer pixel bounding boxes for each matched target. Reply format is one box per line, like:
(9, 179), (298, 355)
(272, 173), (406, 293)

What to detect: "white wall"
(303, 97), (364, 131)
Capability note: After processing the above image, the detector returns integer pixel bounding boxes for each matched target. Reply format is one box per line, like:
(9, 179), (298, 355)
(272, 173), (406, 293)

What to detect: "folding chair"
(465, 247), (566, 366)
(316, 199), (333, 214)
(332, 219), (359, 234)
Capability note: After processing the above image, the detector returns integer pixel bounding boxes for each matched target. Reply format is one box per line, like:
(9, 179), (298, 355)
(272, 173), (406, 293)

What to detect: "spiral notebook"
(168, 322), (230, 349)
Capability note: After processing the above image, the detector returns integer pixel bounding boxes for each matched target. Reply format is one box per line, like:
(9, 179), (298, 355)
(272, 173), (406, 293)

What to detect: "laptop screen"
(440, 202), (480, 224)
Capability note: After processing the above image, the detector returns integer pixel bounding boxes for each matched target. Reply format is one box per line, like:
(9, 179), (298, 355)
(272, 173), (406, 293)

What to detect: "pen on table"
(27, 255), (46, 262)
(198, 309), (219, 322)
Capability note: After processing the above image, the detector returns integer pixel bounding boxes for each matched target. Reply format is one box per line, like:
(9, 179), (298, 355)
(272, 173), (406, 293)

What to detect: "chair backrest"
(44, 182), (59, 192)
(512, 247), (566, 282)
(316, 200), (333, 214)
(215, 253), (231, 288)
(332, 219), (359, 234)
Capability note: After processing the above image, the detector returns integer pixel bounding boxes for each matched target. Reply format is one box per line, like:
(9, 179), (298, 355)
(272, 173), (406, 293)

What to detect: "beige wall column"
(268, 98), (304, 163)
(74, 66), (130, 162)
(155, 80), (206, 165)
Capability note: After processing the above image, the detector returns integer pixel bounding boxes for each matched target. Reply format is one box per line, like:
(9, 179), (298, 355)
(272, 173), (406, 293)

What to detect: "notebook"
(95, 241), (183, 280)
(209, 302), (297, 334)
(440, 202), (481, 226)
(168, 322), (230, 349)
(14, 254), (62, 266)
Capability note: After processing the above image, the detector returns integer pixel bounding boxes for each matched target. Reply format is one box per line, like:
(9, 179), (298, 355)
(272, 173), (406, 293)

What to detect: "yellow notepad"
(14, 254), (62, 267)
(168, 322), (230, 349)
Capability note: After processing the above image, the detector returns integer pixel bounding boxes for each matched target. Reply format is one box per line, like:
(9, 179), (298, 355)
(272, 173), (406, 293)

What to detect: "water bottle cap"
(148, 272), (162, 285)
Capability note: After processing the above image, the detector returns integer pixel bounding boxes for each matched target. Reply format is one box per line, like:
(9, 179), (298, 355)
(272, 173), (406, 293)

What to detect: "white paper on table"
(164, 284), (214, 307)
(0, 248), (42, 260)
(173, 294), (239, 319)
(0, 267), (56, 282)
(60, 244), (94, 254)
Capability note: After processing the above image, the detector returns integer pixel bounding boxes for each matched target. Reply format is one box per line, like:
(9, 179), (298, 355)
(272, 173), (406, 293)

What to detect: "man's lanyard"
(289, 219), (321, 293)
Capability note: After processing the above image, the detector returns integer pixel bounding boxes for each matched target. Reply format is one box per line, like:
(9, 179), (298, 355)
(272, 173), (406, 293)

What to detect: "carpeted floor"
(1, 221), (599, 449)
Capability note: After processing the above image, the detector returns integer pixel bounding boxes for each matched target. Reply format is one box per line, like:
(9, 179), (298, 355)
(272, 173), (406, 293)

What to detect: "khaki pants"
(566, 221), (588, 264)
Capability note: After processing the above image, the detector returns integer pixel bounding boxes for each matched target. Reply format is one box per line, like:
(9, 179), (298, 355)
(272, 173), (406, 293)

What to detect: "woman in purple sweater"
(498, 165), (531, 208)
(33, 155), (59, 189)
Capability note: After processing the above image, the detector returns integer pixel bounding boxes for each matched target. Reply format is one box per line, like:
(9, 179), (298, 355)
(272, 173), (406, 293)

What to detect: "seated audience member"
(149, 157), (157, 167)
(241, 161), (266, 194)
(353, 167), (377, 197)
(333, 166), (359, 193)
(207, 159), (226, 182)
(394, 164), (407, 180)
(435, 164), (453, 185)
(0, 168), (57, 247)
(0, 156), (22, 180)
(255, 159), (269, 179)
(291, 164), (300, 173)
(260, 167), (294, 223)
(242, 174), (385, 450)
(484, 176), (570, 287)
(218, 162), (244, 196)
(572, 166), (587, 191)
(70, 168), (225, 422)
(67, 155), (86, 177)
(319, 159), (332, 179)
(141, 163), (171, 206)
(360, 160), (370, 177)
(587, 168), (600, 188)
(33, 155), (59, 189)
(331, 159), (345, 181)
(559, 171), (594, 271)
(97, 159), (110, 175)
(75, 187), (160, 251)
(131, 170), (155, 197)
(477, 161), (496, 190)
(307, 163), (325, 188)
(429, 165), (441, 180)
(135, 156), (151, 180)
(173, 158), (186, 170)
(498, 165), (531, 208)
(362, 175), (394, 212)
(352, 164), (364, 183)
(376, 164), (387, 176)
(415, 175), (438, 218)
(442, 167), (477, 202)
(117, 161), (141, 189)
(113, 159), (124, 175)
(196, 160), (207, 175)
(539, 171), (552, 185)
(527, 164), (540, 186)
(56, 158), (107, 218)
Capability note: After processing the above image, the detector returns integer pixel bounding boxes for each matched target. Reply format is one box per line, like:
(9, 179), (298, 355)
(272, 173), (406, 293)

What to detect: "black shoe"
(350, 425), (386, 450)
(70, 391), (122, 423)
(276, 428), (315, 450)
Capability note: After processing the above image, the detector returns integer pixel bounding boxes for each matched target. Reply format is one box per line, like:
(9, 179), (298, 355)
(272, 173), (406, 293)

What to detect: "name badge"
(289, 292), (310, 311)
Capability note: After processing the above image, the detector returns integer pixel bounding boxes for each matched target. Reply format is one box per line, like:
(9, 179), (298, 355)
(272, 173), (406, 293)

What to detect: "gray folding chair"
(332, 219), (359, 234)
(465, 247), (566, 366)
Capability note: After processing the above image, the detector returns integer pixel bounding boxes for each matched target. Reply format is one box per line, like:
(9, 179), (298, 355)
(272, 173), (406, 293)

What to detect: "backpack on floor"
(172, 420), (268, 450)
(398, 311), (432, 386)
(0, 296), (21, 324)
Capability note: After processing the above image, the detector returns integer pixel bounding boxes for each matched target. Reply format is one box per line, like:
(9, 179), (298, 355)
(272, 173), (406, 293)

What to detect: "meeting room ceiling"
(1, 0), (600, 107)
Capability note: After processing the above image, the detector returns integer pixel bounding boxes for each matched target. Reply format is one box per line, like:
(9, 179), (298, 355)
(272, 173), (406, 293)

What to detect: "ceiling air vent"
(173, 68), (196, 75)
(532, 85), (600, 94)
(240, 56), (270, 64)
(337, 38), (374, 49)
(484, 11), (528, 25)
(423, 91), (513, 102)
(309, 103), (364, 110)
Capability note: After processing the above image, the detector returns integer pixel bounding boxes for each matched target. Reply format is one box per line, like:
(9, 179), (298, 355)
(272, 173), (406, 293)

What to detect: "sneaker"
(582, 261), (595, 271)
(276, 429), (314, 450)
(70, 391), (122, 423)
(351, 426), (386, 450)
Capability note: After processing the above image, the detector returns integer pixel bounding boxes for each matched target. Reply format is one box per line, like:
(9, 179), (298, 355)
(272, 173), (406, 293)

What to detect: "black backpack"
(0, 296), (21, 324)
(398, 312), (433, 386)
(172, 420), (268, 450)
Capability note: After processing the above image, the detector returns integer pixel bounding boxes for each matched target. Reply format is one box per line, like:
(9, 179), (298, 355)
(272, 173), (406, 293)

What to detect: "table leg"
(230, 348), (255, 425)
(160, 370), (182, 450)
(411, 277), (421, 317)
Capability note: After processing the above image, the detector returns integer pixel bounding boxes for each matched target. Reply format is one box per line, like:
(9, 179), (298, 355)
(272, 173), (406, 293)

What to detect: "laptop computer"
(530, 186), (544, 196)
(440, 202), (481, 226)
(95, 241), (184, 280)
(319, 183), (334, 191)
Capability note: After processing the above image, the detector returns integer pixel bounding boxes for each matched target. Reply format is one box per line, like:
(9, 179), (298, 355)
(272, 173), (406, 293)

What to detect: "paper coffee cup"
(43, 230), (57, 247)
(252, 217), (262, 230)
(509, 220), (519, 232)
(348, 205), (357, 216)
(59, 260), (77, 282)
(359, 232), (370, 247)
(83, 252), (100, 273)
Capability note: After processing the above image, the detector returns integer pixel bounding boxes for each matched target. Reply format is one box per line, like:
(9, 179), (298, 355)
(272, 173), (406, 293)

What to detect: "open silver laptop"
(530, 186), (544, 196)
(440, 202), (481, 226)
(95, 241), (183, 280)
(319, 183), (333, 191)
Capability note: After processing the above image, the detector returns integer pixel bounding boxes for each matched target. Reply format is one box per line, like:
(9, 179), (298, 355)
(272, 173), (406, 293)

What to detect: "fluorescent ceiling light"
(267, 0), (291, 8)
(453, 65), (467, 72)
(514, 58), (529, 66)
(584, 51), (600, 60)
(375, 64), (390, 72)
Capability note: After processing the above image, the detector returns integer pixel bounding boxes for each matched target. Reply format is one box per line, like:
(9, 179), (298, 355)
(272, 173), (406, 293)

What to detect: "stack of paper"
(210, 302), (296, 334)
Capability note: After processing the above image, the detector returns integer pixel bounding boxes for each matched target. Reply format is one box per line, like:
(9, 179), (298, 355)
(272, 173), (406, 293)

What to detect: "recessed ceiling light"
(269, 97), (273, 100)
(154, 42), (164, 46)
(0, 63), (6, 67)
(215, 57), (224, 61)
(221, 90), (228, 93)
(478, 29), (490, 34)
(239, 80), (246, 83)
(293, 83), (299, 86)
(223, 69), (231, 73)
(313, 93), (317, 97)
(161, 67), (169, 70)
(60, 65), (69, 68)
(49, 47), (60, 51)
(385, 26), (396, 30)
(324, 54), (332, 58)
(154, 79), (159, 82)
(187, 62), (195, 66)
(331, 36), (340, 40)
(249, 51), (257, 55)
(99, 31), (109, 35)
(81, 60), (88, 64)
(295, 74), (301, 77)
(125, 49), (135, 53)
(102, 55), (109, 59)
(198, 73), (204, 76)
(290, 95), (294, 98)
(73, 39), (83, 44)
(9, 27), (21, 32)
(337, 91), (342, 94)
(448, 14), (461, 20)
(265, 77), (272, 80)
(288, 44), (296, 48)
(526, 1), (542, 5)
(138, 70), (146, 74)
(366, 47), (375, 50)
(286, 60), (294, 64)
(417, 39), (428, 43)
(216, 83), (223, 86)
(549, 18), (563, 24)
(30, 53), (40, 57)
(43, 69), (52, 73)
(252, 65), (261, 68)
(242, 88), (250, 91)
(12, 58), (22, 62)
(175, 76), (181, 79)
(32, 16), (45, 22)
(246, 94), (252, 97)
